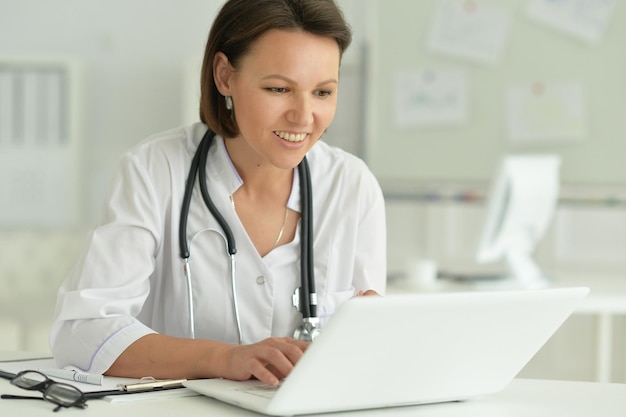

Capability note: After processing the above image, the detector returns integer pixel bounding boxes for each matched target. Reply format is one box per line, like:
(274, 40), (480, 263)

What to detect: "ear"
(213, 52), (234, 96)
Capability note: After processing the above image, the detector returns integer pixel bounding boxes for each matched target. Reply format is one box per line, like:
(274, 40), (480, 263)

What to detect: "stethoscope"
(179, 129), (320, 343)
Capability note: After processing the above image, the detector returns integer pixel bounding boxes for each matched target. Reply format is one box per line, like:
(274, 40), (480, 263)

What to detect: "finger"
(284, 337), (310, 353)
(278, 338), (310, 368)
(265, 364), (286, 380)
(256, 342), (303, 380)
(232, 338), (309, 385)
(248, 360), (281, 386)
(247, 351), (293, 385)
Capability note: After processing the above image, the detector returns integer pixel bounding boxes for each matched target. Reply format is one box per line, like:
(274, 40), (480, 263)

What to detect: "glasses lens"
(13, 371), (47, 389)
(44, 383), (85, 407)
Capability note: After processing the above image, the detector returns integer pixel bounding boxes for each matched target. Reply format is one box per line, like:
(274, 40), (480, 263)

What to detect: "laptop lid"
(185, 287), (589, 416)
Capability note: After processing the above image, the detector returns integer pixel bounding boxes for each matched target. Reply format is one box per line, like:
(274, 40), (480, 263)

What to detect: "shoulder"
(125, 123), (205, 165)
(307, 141), (382, 200)
(307, 140), (369, 175)
(107, 123), (207, 200)
(117, 123), (207, 180)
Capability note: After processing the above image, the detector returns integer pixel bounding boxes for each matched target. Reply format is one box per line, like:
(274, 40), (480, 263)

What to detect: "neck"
(224, 137), (295, 198)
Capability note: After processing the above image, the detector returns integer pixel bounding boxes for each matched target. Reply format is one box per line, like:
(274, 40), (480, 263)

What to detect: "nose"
(286, 93), (314, 126)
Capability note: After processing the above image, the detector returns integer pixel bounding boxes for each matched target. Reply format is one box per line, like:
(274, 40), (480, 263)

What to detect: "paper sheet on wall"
(527, 0), (616, 43)
(506, 81), (586, 143)
(428, 0), (512, 64)
(394, 69), (468, 128)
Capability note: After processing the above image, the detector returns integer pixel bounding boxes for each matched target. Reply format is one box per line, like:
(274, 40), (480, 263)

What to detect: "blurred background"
(1, 0), (625, 382)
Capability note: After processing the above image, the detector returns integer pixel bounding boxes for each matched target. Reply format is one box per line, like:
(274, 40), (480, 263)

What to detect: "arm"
(106, 334), (308, 386)
(353, 172), (387, 296)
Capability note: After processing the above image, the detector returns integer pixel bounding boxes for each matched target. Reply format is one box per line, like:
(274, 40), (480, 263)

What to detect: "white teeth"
(275, 131), (307, 142)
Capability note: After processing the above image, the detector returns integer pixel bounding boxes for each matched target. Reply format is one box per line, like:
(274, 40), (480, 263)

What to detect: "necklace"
(230, 195), (289, 249)
(272, 206), (289, 249)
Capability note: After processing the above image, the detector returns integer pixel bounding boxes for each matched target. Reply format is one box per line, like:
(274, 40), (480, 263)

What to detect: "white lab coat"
(50, 123), (386, 373)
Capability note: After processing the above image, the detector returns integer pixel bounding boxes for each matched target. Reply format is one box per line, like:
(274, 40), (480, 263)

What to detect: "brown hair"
(199, 0), (352, 138)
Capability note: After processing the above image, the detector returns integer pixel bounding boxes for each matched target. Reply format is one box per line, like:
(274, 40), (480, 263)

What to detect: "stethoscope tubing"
(298, 157), (315, 319)
(178, 129), (316, 341)
(184, 228), (240, 342)
(197, 131), (243, 339)
(198, 131), (237, 256)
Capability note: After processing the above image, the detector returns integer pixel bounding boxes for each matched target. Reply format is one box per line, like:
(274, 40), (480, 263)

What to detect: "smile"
(275, 131), (307, 142)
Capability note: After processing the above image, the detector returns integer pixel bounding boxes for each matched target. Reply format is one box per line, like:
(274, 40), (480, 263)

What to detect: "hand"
(356, 289), (380, 297)
(220, 337), (308, 386)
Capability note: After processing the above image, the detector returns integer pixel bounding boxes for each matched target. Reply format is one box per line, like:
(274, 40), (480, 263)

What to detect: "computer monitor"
(476, 155), (561, 288)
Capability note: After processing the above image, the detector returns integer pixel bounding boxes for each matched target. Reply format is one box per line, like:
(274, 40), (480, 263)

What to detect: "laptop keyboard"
(237, 383), (281, 399)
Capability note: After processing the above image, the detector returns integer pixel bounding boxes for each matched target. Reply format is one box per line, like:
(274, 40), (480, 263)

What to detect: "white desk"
(1, 374), (625, 416)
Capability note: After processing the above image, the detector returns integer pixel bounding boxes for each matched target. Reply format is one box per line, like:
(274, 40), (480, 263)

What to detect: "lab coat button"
(256, 276), (266, 285)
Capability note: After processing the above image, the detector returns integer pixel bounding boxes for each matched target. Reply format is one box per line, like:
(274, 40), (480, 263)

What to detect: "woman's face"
(215, 29), (341, 170)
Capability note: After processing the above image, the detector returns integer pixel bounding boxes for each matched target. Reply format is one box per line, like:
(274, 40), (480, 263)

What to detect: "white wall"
(1, 0), (223, 221)
(366, 0), (626, 185)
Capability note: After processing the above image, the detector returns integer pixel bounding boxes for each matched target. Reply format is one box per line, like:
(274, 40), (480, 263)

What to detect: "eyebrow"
(260, 74), (338, 86)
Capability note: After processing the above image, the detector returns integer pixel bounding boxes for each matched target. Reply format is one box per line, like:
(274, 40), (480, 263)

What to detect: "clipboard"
(1, 358), (193, 402)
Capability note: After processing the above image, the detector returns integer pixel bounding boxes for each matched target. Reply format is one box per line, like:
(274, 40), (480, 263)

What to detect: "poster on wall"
(393, 69), (468, 128)
(527, 0), (616, 43)
(427, 0), (512, 64)
(506, 81), (586, 143)
(0, 60), (80, 228)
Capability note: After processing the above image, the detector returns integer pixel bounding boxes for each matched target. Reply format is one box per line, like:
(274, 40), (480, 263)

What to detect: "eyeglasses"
(1, 370), (87, 412)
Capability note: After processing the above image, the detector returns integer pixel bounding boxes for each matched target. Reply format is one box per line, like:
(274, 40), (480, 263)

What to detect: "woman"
(50, 0), (386, 386)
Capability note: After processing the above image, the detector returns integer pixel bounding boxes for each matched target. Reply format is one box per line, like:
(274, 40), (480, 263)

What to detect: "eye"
(315, 90), (334, 98)
(265, 87), (289, 94)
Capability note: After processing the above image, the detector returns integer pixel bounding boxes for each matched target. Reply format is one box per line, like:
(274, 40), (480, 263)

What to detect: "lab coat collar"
(206, 133), (302, 214)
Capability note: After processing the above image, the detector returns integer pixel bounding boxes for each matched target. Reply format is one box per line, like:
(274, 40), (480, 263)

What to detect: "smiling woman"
(213, 29), (340, 172)
(49, 0), (386, 388)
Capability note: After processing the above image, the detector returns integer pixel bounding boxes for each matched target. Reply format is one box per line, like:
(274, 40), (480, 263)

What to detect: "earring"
(225, 96), (233, 110)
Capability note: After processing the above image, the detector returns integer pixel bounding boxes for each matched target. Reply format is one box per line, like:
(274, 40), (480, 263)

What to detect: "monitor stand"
(473, 251), (551, 290)
(436, 250), (551, 291)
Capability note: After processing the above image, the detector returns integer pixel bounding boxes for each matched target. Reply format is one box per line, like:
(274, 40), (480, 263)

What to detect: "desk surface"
(1, 376), (625, 416)
(388, 270), (626, 314)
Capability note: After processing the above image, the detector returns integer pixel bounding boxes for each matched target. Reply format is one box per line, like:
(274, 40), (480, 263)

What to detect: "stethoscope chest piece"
(293, 317), (321, 342)
(292, 287), (320, 341)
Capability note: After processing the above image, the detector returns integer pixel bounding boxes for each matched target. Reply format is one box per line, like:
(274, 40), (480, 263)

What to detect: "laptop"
(184, 287), (589, 416)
